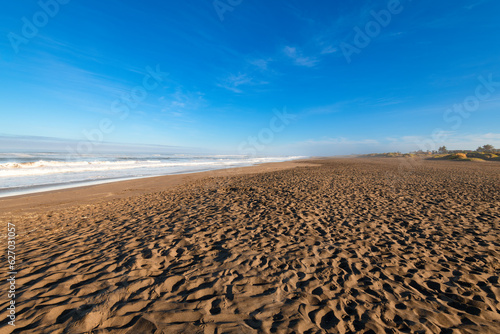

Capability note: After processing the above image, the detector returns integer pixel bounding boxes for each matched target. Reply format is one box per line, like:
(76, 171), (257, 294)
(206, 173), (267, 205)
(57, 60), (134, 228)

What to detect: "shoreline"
(0, 165), (277, 199)
(0, 156), (307, 199)
(0, 159), (314, 217)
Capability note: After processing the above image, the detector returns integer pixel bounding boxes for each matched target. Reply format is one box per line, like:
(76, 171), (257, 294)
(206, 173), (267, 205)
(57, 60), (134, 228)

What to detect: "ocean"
(0, 152), (304, 197)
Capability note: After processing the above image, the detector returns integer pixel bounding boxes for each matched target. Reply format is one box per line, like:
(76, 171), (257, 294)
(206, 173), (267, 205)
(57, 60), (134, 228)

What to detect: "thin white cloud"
(299, 137), (380, 146)
(283, 46), (318, 67)
(249, 58), (271, 70)
(159, 89), (206, 116)
(360, 97), (407, 107)
(464, 0), (490, 10)
(299, 99), (363, 117)
(228, 73), (253, 86)
(217, 73), (268, 93)
(217, 73), (250, 93)
(301, 104), (342, 116)
(320, 45), (338, 55)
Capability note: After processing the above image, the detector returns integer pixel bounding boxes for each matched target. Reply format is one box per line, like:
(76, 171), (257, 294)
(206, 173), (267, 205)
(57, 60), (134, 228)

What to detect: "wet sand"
(1, 158), (499, 333)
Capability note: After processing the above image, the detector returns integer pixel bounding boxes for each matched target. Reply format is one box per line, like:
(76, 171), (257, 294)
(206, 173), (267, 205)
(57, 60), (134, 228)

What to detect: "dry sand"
(1, 158), (499, 333)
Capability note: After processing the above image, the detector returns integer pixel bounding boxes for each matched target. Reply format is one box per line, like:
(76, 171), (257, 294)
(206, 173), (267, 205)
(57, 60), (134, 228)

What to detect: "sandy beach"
(1, 157), (499, 333)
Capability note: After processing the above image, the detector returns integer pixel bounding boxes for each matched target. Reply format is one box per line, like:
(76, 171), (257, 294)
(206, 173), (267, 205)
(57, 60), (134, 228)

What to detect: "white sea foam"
(0, 153), (305, 197)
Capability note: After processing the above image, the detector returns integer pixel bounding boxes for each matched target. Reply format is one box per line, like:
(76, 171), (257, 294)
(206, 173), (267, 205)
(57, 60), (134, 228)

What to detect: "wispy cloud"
(320, 45), (338, 55)
(300, 137), (380, 145)
(283, 46), (318, 67)
(217, 73), (252, 93)
(0, 134), (194, 154)
(249, 58), (272, 71)
(10, 57), (143, 116)
(298, 99), (363, 118)
(300, 104), (343, 117)
(464, 0), (490, 10)
(159, 89), (206, 117)
(217, 73), (269, 93)
(359, 97), (407, 108)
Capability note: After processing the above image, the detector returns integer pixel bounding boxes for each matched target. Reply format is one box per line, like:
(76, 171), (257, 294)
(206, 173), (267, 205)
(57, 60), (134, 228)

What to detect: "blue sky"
(1, 0), (499, 156)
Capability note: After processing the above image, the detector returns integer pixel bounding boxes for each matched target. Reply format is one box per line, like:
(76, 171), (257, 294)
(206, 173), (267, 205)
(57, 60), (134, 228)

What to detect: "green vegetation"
(362, 144), (500, 162)
(431, 146), (500, 161)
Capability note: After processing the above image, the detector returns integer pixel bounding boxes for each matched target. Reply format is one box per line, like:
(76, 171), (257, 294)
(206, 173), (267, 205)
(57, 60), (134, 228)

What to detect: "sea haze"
(0, 152), (304, 197)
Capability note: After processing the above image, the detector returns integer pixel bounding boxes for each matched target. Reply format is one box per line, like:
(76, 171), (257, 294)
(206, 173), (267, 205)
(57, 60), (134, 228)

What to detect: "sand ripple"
(1, 158), (500, 333)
